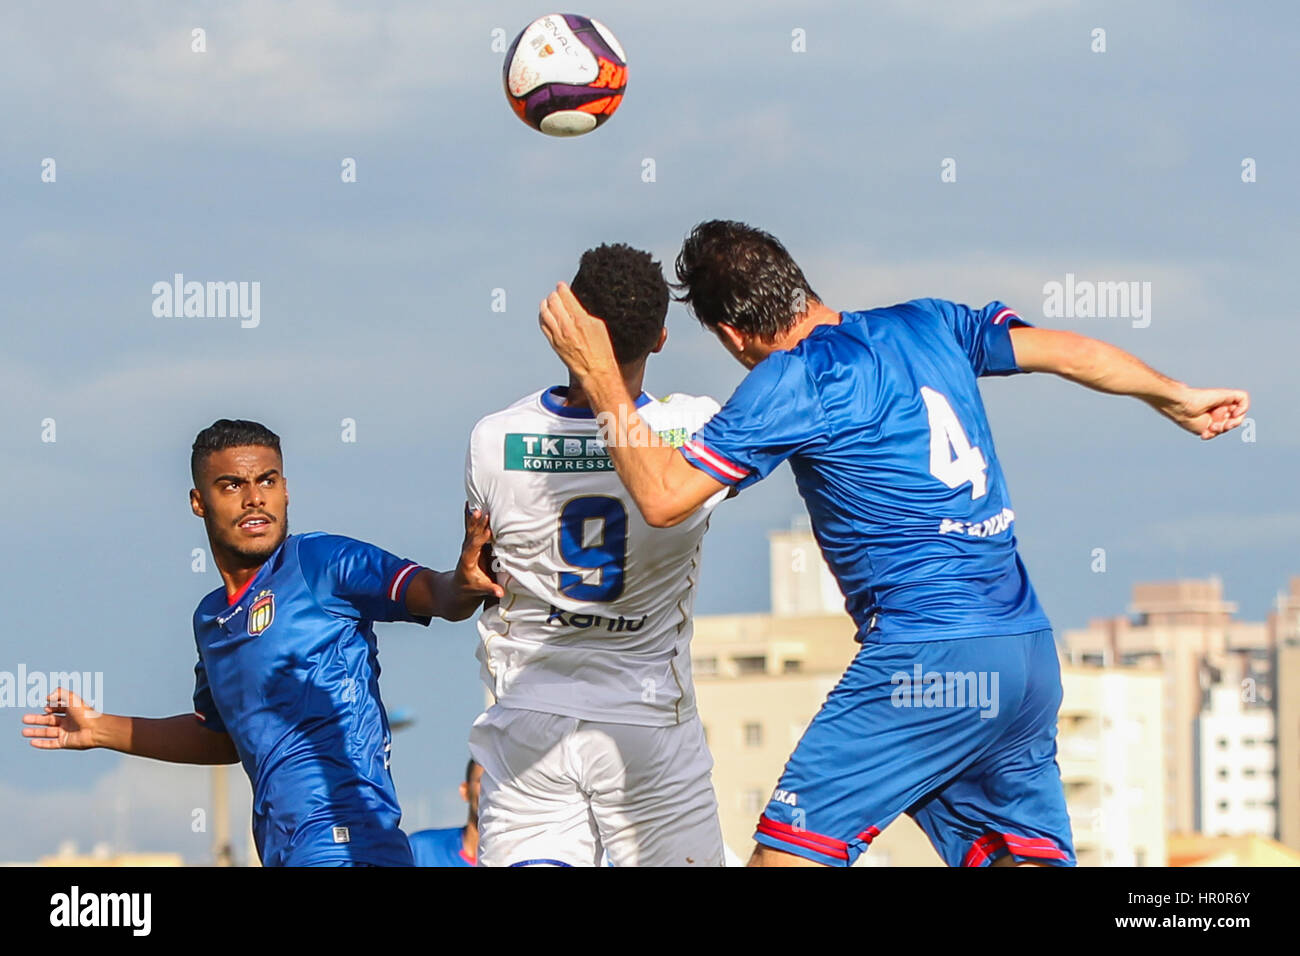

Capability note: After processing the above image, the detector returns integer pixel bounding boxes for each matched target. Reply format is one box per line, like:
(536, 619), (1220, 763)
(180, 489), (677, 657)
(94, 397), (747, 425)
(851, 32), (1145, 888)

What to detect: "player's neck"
(564, 364), (646, 408)
(216, 562), (264, 603)
(210, 541), (274, 602)
(770, 301), (841, 351)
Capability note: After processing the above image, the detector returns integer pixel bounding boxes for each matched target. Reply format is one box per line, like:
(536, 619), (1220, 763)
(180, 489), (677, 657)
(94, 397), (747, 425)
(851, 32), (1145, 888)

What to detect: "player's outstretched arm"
(404, 506), (505, 622)
(538, 283), (727, 527)
(22, 688), (238, 764)
(1009, 326), (1250, 440)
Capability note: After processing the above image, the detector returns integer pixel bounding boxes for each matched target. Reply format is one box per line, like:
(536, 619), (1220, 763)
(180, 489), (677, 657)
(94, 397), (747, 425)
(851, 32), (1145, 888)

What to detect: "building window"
(1243, 737), (1256, 747)
(1218, 800), (1229, 811)
(695, 657), (718, 677)
(1217, 768), (1229, 779)
(734, 656), (767, 675)
(743, 789), (764, 814)
(1243, 767), (1256, 778)
(1216, 738), (1229, 749)
(782, 659), (803, 674)
(743, 722), (763, 748)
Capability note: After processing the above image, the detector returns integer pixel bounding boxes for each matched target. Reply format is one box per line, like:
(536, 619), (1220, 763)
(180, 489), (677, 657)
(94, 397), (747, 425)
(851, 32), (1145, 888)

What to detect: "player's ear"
(717, 323), (745, 354)
(190, 488), (205, 519)
(651, 327), (668, 354)
(459, 782), (469, 803)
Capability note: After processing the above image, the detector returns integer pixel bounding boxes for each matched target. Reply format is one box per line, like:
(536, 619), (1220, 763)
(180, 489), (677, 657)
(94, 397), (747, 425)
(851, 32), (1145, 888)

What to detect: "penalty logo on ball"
(504, 13), (627, 137)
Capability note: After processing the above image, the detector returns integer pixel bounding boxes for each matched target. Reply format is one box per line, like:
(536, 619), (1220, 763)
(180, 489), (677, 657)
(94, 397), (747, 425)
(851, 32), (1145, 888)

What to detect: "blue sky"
(1, 0), (1296, 862)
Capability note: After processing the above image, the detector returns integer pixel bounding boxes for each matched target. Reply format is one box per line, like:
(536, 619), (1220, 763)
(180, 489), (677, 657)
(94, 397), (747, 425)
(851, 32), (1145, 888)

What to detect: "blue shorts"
(755, 630), (1075, 867)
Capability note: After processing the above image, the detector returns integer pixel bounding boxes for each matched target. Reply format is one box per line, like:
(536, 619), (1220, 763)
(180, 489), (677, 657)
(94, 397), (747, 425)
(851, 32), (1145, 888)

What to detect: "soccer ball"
(503, 14), (627, 136)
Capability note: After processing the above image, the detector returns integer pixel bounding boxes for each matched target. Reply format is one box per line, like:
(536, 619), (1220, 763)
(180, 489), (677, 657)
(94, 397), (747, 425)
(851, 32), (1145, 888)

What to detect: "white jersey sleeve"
(466, 388), (723, 726)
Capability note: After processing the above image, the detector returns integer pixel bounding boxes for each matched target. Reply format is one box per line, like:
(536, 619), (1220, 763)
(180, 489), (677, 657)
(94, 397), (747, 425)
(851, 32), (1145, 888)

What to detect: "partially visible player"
(409, 759), (483, 867)
(22, 419), (502, 867)
(467, 244), (728, 867)
(538, 220), (1250, 868)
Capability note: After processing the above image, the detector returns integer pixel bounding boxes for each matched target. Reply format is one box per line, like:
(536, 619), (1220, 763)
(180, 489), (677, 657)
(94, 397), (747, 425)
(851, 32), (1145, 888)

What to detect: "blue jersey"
(682, 299), (1051, 643)
(408, 826), (475, 867)
(191, 532), (428, 866)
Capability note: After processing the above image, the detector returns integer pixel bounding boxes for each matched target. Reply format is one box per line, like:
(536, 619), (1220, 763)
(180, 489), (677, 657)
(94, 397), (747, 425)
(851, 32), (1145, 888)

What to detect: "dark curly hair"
(569, 243), (669, 365)
(191, 419), (281, 483)
(673, 220), (819, 338)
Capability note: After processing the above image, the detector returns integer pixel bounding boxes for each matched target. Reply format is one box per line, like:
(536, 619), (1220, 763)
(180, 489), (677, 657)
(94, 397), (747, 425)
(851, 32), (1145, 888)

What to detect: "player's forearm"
(95, 713), (238, 764)
(582, 371), (690, 525)
(1013, 328), (1187, 410)
(415, 568), (483, 622)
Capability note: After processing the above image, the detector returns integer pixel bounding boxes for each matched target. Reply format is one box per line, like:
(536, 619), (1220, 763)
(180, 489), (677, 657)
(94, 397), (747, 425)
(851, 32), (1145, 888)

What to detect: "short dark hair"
(568, 243), (669, 365)
(673, 220), (820, 338)
(465, 758), (478, 784)
(191, 419), (281, 483)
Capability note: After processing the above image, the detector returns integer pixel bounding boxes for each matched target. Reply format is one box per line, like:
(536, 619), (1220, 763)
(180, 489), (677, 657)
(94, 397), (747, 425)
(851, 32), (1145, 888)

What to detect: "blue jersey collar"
(540, 386), (652, 419)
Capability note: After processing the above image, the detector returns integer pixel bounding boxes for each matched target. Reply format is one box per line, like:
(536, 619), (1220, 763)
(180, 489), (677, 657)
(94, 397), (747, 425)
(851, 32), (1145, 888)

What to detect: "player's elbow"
(201, 729), (240, 765)
(639, 498), (687, 529)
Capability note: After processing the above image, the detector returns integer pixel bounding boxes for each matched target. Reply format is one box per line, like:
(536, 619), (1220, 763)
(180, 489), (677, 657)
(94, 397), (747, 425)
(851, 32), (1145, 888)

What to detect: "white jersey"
(466, 386), (725, 726)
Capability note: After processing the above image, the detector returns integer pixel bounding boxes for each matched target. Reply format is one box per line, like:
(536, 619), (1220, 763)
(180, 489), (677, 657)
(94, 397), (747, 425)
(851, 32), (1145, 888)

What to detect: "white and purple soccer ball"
(503, 13), (627, 136)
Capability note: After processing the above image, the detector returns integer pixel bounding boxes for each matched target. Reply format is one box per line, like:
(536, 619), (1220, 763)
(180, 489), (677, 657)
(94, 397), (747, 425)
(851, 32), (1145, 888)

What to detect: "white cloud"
(881, 0), (1083, 30)
(2, 1), (472, 136)
(0, 756), (252, 865)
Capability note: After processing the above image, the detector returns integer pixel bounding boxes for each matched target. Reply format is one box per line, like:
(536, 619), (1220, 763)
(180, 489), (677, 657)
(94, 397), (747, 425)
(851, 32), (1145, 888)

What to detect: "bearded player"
(467, 244), (727, 867)
(22, 419), (502, 867)
(539, 220), (1250, 868)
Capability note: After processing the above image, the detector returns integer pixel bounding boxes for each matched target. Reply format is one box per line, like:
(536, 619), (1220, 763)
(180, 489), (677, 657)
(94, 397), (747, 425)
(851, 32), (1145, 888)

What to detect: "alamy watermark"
(0, 665), (104, 712)
(152, 274), (260, 328)
(891, 664), (1000, 718)
(1042, 273), (1151, 328)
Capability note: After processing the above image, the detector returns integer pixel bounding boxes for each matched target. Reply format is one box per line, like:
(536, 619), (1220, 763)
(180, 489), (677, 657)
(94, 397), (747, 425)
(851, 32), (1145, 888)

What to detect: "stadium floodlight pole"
(388, 709), (416, 733)
(211, 764), (232, 867)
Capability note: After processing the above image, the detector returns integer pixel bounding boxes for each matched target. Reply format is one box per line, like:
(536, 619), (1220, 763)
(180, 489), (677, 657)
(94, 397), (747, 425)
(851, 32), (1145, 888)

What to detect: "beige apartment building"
(1270, 577), (1300, 852)
(1062, 579), (1277, 838)
(694, 526), (1167, 865)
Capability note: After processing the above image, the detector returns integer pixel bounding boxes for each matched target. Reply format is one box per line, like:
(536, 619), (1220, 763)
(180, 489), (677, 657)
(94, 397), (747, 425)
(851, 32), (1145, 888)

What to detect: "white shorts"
(469, 706), (725, 867)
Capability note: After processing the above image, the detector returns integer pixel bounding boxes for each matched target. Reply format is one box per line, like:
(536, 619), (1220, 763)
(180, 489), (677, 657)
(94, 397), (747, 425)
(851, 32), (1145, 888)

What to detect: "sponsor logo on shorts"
(771, 789), (798, 807)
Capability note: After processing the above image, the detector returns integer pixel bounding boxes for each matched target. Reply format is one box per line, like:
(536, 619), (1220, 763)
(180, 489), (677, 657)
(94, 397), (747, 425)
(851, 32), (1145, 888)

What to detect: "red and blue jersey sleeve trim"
(386, 562), (422, 603)
(680, 439), (750, 485)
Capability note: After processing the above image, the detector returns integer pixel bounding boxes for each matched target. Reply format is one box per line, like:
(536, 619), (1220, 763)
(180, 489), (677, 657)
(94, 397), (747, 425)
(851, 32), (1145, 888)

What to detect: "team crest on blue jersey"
(248, 590), (275, 636)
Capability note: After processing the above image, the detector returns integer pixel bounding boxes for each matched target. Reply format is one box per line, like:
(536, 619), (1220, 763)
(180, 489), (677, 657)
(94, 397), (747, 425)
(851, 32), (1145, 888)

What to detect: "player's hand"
(538, 282), (620, 382)
(1161, 386), (1251, 440)
(22, 689), (101, 751)
(456, 506), (505, 601)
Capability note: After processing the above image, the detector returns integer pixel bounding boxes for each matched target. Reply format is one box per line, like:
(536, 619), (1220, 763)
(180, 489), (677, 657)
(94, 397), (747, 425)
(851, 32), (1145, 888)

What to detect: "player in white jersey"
(466, 244), (728, 866)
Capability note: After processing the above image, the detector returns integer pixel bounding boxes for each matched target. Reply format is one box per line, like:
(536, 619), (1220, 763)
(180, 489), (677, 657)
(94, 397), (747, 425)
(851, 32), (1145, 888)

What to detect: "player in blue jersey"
(408, 758), (482, 867)
(22, 419), (503, 867)
(538, 220), (1250, 868)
